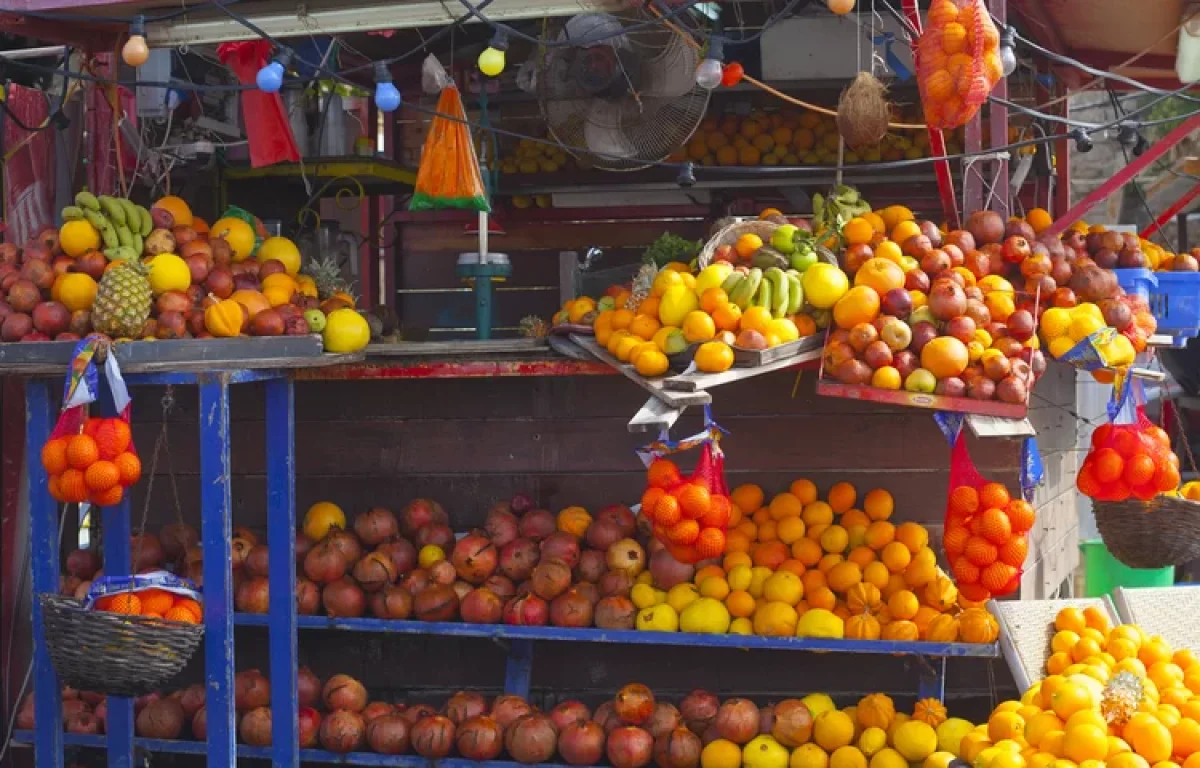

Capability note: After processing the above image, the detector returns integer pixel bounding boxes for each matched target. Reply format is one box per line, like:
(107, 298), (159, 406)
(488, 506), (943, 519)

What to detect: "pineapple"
(92, 260), (152, 338)
(519, 315), (549, 338)
(1101, 671), (1144, 727)
(304, 252), (353, 301)
(627, 261), (658, 313)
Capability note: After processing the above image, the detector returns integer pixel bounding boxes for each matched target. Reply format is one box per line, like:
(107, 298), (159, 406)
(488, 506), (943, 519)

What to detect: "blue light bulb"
(256, 61), (285, 93)
(374, 61), (401, 112)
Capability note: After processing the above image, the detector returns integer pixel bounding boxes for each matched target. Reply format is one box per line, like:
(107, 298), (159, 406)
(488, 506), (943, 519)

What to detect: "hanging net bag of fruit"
(410, 56), (490, 212)
(637, 406), (731, 564)
(916, 0), (1003, 129)
(942, 429), (1034, 601)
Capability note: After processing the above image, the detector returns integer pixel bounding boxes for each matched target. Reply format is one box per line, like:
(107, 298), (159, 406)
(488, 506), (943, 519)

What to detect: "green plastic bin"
(1081, 539), (1175, 597)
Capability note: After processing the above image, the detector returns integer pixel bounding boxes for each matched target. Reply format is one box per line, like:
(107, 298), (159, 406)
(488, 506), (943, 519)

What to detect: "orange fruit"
(682, 311), (717, 344)
(981, 562), (1017, 594)
(998, 536), (1028, 567)
(863, 489), (893, 520)
(726, 589), (756, 618)
(979, 482), (1011, 511)
(138, 589), (175, 615)
(943, 524), (969, 557)
(108, 593), (142, 615)
(712, 303), (742, 332)
(679, 484), (712, 519)
(843, 217), (875, 246)
(643, 487), (666, 514)
(93, 419), (132, 460)
(90, 485), (123, 507)
(891, 220), (921, 245)
(629, 314), (661, 341)
(725, 530), (752, 553)
(700, 287), (729, 313)
(694, 341), (734, 373)
(792, 537), (823, 567)
(1093, 448), (1125, 483)
(611, 308), (635, 330)
(827, 482), (856, 513)
(84, 460), (120, 492)
(165, 606), (200, 623)
(753, 540), (790, 570)
(977, 508), (1012, 544)
(41, 438), (69, 475)
(48, 475), (63, 502)
(880, 541), (911, 573)
(1005, 499), (1035, 533)
(700, 496), (731, 529)
(113, 452), (142, 487)
(865, 520), (896, 550)
(740, 306), (773, 334)
(735, 234), (763, 258)
(948, 485), (979, 518)
(731, 484), (764, 514)
(58, 468), (88, 503)
(888, 589), (919, 620)
(832, 286), (881, 329)
(874, 240), (904, 264)
(1027, 208), (1053, 234)
(66, 434), (99, 470)
(769, 492), (803, 519)
(965, 536), (998, 566)
(667, 519), (701, 545)
(696, 527), (726, 559)
(1124, 454), (1156, 487)
(895, 522), (928, 554)
(952, 556), (980, 584)
(655, 495), (682, 526)
(648, 459), (682, 489)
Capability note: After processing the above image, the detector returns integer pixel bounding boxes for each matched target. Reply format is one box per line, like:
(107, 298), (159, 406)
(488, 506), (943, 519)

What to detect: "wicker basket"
(40, 594), (204, 696)
(1092, 496), (1200, 569)
(698, 220), (838, 271)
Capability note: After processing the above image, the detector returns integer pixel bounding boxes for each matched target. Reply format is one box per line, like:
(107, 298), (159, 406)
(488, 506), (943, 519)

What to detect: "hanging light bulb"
(122, 15), (150, 68)
(478, 29), (509, 77)
(1070, 128), (1093, 153)
(374, 61), (402, 112)
(255, 49), (293, 94)
(999, 26), (1018, 77)
(695, 36), (725, 90)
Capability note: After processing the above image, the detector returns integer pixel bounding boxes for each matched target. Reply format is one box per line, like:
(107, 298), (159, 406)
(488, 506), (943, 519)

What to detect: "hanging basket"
(1092, 496), (1200, 569)
(697, 220), (838, 270)
(39, 594), (204, 697)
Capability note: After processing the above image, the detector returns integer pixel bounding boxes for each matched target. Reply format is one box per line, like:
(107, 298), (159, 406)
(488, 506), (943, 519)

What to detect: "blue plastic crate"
(1114, 268), (1157, 303)
(1149, 271), (1200, 346)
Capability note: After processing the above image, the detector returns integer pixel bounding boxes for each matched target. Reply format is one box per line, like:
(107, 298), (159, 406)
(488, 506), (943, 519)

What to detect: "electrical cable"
(449, 0), (714, 48)
(339, 0), (496, 73)
(9, 0), (237, 25)
(1108, 86), (1177, 253)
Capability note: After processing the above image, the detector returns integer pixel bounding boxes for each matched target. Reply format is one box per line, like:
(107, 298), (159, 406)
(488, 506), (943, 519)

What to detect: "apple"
(909, 322), (939, 355)
(713, 245), (736, 264)
(848, 322), (879, 353)
(789, 250), (818, 272)
(303, 310), (326, 333)
(908, 306), (938, 328)
(880, 319), (912, 352)
(863, 340), (893, 369)
(771, 225), (799, 255)
(881, 289), (913, 319)
(893, 350), (918, 380)
(597, 296), (616, 312)
(904, 368), (937, 393)
(944, 316), (976, 344)
(904, 270), (930, 293)
(935, 377), (966, 397)
(1002, 236), (1032, 264)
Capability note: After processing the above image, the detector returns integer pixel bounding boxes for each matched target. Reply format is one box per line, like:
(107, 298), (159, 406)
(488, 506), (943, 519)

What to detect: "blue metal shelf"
(234, 613), (999, 658)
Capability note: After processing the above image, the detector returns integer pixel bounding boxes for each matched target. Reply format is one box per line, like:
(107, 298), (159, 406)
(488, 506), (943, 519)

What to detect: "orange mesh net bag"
(410, 56), (490, 212)
(916, 0), (1003, 129)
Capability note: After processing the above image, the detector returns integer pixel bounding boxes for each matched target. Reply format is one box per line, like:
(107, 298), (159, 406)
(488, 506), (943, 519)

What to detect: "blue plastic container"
(1114, 268), (1157, 303)
(1149, 272), (1200, 346)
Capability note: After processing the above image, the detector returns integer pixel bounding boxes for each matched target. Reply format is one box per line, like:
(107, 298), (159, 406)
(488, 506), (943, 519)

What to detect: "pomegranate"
(967, 210), (1005, 245)
(376, 538), (417, 576)
(66, 711), (100, 735)
(136, 697), (185, 739)
(586, 519), (623, 552)
(303, 539), (348, 584)
(491, 695), (534, 729)
(647, 702), (683, 738)
(445, 691), (488, 724)
(771, 700), (814, 747)
(413, 584), (459, 621)
(399, 498), (449, 537)
(560, 720), (607, 766)
(230, 535), (254, 571)
(540, 531), (581, 568)
(485, 508), (520, 547)
(599, 570), (635, 598)
(16, 695), (34, 730)
(551, 700), (592, 731)
(411, 715), (456, 758)
(130, 533), (164, 570)
(192, 706), (207, 740)
(297, 667), (321, 708)
(354, 507), (399, 546)
(243, 544), (269, 579)
(655, 726), (702, 768)
(326, 529), (363, 566)
(715, 698), (759, 744)
(400, 569), (432, 596)
(531, 558), (572, 600)
(63, 698), (88, 721)
(240, 706), (272, 746)
(460, 587), (503, 624)
(299, 706), (321, 748)
(415, 523), (455, 551)
(429, 560), (457, 586)
(451, 534), (498, 584)
(615, 683), (656, 725)
(503, 593), (549, 626)
(456, 715), (504, 760)
(575, 550), (607, 583)
(680, 690), (719, 734)
(235, 670), (270, 711)
(607, 539), (646, 576)
(296, 578), (320, 615)
(609, 726), (655, 768)
(366, 713), (410, 754)
(499, 538), (540, 582)
(505, 713), (559, 764)
(401, 704), (437, 725)
(352, 551), (398, 591)
(649, 549), (694, 589)
(597, 504), (636, 535)
(594, 701), (621, 732)
(65, 548), (100, 579)
(517, 509), (556, 541)
(376, 585), (414, 619)
(452, 580), (473, 602)
(235, 576), (270, 614)
(320, 710), (366, 753)
(511, 492), (535, 514)
(759, 705), (775, 735)
(323, 576), (366, 617)
(550, 588), (594, 627)
(179, 684), (206, 719)
(928, 278), (967, 321)
(483, 574), (516, 600)
(322, 674), (368, 713)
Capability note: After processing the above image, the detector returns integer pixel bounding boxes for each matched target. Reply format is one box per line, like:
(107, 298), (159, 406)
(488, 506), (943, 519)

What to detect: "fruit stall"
(3, 0), (1200, 767)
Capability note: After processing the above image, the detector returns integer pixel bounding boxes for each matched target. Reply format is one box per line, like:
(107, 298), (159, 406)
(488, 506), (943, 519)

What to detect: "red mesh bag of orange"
(916, 0), (1003, 129)
(1077, 397), (1180, 503)
(637, 408), (730, 564)
(943, 433), (1032, 601)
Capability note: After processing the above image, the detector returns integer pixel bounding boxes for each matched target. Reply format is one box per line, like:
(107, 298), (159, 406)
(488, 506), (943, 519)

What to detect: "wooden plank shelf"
(816, 380), (1030, 419)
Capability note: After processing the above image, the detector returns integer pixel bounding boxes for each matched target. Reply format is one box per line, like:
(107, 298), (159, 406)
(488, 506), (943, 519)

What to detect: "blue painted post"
(503, 639), (534, 698)
(98, 371), (133, 768)
(26, 378), (63, 768)
(199, 375), (236, 767)
(265, 376), (298, 768)
(916, 656), (946, 702)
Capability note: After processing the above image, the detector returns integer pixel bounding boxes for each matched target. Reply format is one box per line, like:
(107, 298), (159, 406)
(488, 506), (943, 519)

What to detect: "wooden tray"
(0, 336), (326, 371)
(816, 379), (1029, 418)
(733, 334), (823, 366)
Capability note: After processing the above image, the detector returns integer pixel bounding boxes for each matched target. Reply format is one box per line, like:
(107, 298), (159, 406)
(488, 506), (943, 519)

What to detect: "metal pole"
(1141, 185), (1200, 240)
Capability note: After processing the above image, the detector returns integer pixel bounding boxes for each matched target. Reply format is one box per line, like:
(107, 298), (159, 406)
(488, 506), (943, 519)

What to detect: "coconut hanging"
(836, 72), (891, 151)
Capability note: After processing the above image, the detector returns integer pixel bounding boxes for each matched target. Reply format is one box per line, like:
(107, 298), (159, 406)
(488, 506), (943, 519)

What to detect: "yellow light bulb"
(478, 47), (506, 77)
(122, 35), (150, 68)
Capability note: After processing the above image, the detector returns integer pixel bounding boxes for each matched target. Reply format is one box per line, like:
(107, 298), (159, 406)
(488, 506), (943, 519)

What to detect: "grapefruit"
(152, 195), (194, 227)
(833, 286), (881, 329)
(919, 337), (969, 379)
(854, 259), (905, 294)
(210, 216), (257, 262)
(257, 236), (302, 275)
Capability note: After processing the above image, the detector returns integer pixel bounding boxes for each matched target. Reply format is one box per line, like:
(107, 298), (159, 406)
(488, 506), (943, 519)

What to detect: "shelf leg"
(26, 379), (63, 768)
(265, 376), (298, 768)
(916, 657), (947, 702)
(503, 639), (534, 698)
(199, 375), (236, 767)
(98, 371), (134, 768)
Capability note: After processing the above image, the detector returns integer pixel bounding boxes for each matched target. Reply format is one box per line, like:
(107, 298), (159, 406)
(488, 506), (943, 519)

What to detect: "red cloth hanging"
(218, 41), (300, 167)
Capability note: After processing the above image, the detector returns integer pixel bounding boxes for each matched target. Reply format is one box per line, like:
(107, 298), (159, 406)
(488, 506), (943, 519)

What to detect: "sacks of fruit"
(916, 0), (1003, 129)
(86, 570), (203, 623)
(1077, 385), (1181, 502)
(943, 433), (1033, 601)
(637, 407), (731, 563)
(41, 336), (141, 507)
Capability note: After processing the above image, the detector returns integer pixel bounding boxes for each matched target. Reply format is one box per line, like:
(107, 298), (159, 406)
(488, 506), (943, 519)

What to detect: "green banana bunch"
(63, 191), (153, 257)
(104, 246), (139, 261)
(765, 268), (788, 318)
(721, 271), (744, 295)
(98, 196), (127, 227)
(730, 268), (762, 310)
(785, 271), (804, 315)
(74, 190), (100, 212)
(753, 277), (772, 311)
(61, 206), (87, 222)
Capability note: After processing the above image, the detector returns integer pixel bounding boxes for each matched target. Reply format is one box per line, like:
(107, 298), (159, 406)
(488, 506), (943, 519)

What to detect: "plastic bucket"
(1081, 539), (1175, 597)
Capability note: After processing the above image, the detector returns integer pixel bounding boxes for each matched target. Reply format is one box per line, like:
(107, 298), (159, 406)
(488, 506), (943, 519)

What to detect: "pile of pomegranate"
(20, 679), (811, 767)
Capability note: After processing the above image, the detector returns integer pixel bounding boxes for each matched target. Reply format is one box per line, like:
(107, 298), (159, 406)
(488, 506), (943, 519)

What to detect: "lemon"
(1048, 337), (1077, 359)
(659, 285), (699, 327)
(792, 743), (831, 768)
(728, 565), (753, 592)
(302, 501), (345, 540)
(324, 308), (371, 353)
(744, 735), (791, 768)
(730, 617), (754, 635)
(1039, 308), (1071, 339)
(680, 597), (731, 634)
(894, 721), (938, 762)
(815, 711), (855, 751)
(763, 571), (804, 605)
(801, 263), (850, 309)
(653, 269), (685, 297)
(749, 566), (774, 598)
(418, 545), (445, 569)
(753, 601), (799, 637)
(923, 752), (957, 768)
(767, 317), (800, 343)
(147, 253), (191, 294)
(636, 603), (679, 632)
(803, 694), (837, 719)
(988, 712), (1025, 743)
(989, 751), (1027, 768)
(703, 739), (744, 768)
(870, 748), (908, 768)
(937, 718), (976, 754)
(632, 583), (664, 610)
(858, 727), (888, 757)
(667, 583), (701, 613)
(797, 609), (844, 639)
(696, 263), (735, 296)
(1068, 314), (1105, 343)
(831, 746), (867, 768)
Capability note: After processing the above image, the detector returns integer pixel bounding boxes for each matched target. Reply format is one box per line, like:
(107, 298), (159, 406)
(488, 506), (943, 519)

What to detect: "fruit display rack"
(15, 359), (1002, 768)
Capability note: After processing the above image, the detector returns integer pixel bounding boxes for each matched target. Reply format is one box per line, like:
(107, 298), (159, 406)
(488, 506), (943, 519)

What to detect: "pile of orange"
(41, 418), (142, 506)
(917, 0), (1003, 129)
(96, 588), (202, 623)
(943, 482), (1033, 601)
(1077, 421), (1182, 502)
(641, 458), (731, 563)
